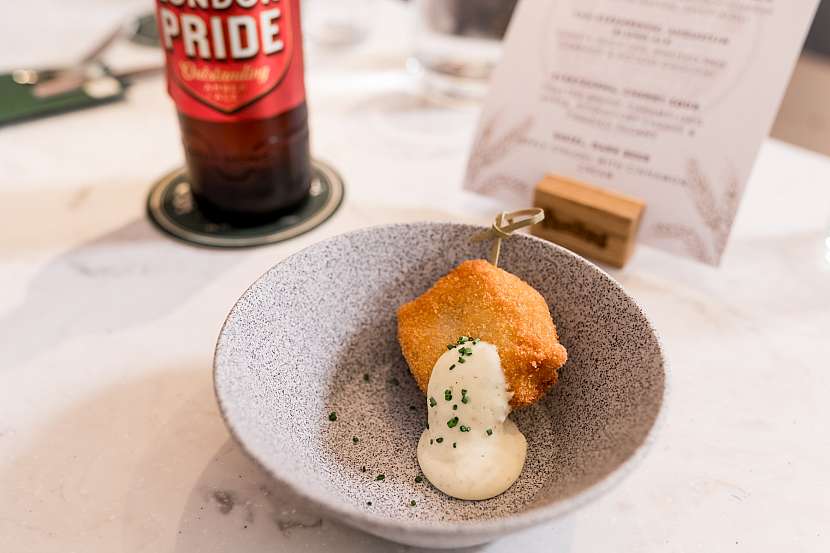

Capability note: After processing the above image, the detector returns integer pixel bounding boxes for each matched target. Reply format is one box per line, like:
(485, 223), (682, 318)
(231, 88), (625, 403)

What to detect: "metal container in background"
(411, 0), (518, 99)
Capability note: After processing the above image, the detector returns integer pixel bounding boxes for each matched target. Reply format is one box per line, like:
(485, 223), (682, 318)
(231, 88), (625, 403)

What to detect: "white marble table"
(1, 1), (829, 551)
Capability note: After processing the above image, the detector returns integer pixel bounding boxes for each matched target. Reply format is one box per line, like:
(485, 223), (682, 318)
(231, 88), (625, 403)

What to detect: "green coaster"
(147, 159), (344, 248)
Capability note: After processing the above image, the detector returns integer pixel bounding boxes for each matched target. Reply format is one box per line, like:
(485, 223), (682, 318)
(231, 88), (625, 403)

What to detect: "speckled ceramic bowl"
(214, 223), (666, 549)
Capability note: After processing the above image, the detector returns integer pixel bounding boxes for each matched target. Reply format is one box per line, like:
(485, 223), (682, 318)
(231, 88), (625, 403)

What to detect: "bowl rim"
(213, 221), (670, 538)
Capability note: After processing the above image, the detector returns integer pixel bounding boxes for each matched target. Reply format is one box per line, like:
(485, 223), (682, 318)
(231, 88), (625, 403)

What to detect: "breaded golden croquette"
(397, 259), (567, 408)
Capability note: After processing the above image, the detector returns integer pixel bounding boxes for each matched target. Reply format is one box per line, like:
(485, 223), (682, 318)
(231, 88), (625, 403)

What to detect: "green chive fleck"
(459, 347), (472, 356)
(460, 425), (470, 432)
(461, 389), (470, 404)
(444, 389), (452, 401)
(415, 475), (423, 483)
(436, 437), (444, 443)
(447, 344), (455, 350)
(363, 373), (369, 382)
(410, 500), (416, 507)
(328, 411), (337, 421)
(452, 404), (458, 410)
(375, 474), (385, 481)
(449, 364), (456, 371)
(447, 417), (459, 428)
(458, 357), (466, 364)
(352, 436), (359, 444)
(486, 428), (493, 436)
(429, 397), (437, 407)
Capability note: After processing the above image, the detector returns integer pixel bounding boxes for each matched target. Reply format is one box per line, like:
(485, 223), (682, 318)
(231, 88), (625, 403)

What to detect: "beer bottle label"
(155, 0), (305, 121)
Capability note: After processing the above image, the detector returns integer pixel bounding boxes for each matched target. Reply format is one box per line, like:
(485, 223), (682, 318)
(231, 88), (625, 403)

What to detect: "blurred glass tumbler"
(412, 0), (518, 99)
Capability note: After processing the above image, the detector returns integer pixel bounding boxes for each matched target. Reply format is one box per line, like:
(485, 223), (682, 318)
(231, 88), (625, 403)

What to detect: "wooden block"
(531, 174), (645, 268)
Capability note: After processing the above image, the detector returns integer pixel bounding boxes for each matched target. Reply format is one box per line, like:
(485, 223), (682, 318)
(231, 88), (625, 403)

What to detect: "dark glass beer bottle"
(155, 0), (310, 225)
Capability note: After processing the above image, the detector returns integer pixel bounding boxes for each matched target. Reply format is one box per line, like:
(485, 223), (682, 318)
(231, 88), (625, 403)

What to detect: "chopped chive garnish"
(447, 344), (456, 350)
(361, 466), (367, 472)
(459, 425), (470, 432)
(390, 377), (399, 386)
(328, 411), (337, 421)
(449, 364), (456, 371)
(444, 389), (452, 401)
(429, 397), (437, 407)
(452, 442), (457, 448)
(486, 428), (493, 436)
(436, 437), (444, 443)
(447, 417), (459, 428)
(410, 500), (416, 507)
(452, 404), (458, 410)
(415, 475), (423, 483)
(459, 347), (472, 356)
(461, 389), (469, 404)
(363, 373), (369, 382)
(352, 436), (359, 444)
(375, 474), (385, 481)
(458, 357), (466, 364)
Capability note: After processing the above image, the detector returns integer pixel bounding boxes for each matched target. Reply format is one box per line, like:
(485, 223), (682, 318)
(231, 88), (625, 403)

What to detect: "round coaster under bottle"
(147, 159), (344, 248)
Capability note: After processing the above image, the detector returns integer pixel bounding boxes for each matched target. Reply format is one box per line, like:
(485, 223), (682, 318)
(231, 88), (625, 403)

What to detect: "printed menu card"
(465, 0), (819, 264)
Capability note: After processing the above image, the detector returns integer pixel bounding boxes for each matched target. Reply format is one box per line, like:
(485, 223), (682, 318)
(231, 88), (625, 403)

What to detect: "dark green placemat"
(0, 65), (125, 126)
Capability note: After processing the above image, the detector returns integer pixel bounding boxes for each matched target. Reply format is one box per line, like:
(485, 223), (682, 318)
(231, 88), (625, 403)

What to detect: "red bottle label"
(155, 0), (305, 122)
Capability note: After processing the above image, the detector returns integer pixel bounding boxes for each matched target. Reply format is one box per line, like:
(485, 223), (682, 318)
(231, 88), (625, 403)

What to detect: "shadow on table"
(0, 217), (246, 369)
(172, 438), (575, 553)
(0, 356), (574, 552)
(0, 366), (223, 551)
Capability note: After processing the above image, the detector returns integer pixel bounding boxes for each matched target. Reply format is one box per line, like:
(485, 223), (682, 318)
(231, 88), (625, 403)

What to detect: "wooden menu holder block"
(531, 175), (645, 268)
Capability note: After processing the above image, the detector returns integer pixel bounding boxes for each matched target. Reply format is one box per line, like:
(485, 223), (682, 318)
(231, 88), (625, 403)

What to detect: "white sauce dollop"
(416, 340), (527, 500)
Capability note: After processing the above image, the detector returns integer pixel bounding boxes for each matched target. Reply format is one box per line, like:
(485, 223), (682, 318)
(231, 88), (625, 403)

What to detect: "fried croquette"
(397, 259), (567, 408)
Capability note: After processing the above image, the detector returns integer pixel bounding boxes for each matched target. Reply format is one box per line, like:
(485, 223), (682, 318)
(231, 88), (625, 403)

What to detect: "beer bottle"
(155, 0), (311, 225)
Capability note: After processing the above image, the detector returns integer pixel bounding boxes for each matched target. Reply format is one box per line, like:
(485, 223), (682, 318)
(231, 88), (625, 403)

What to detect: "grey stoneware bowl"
(214, 222), (666, 549)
